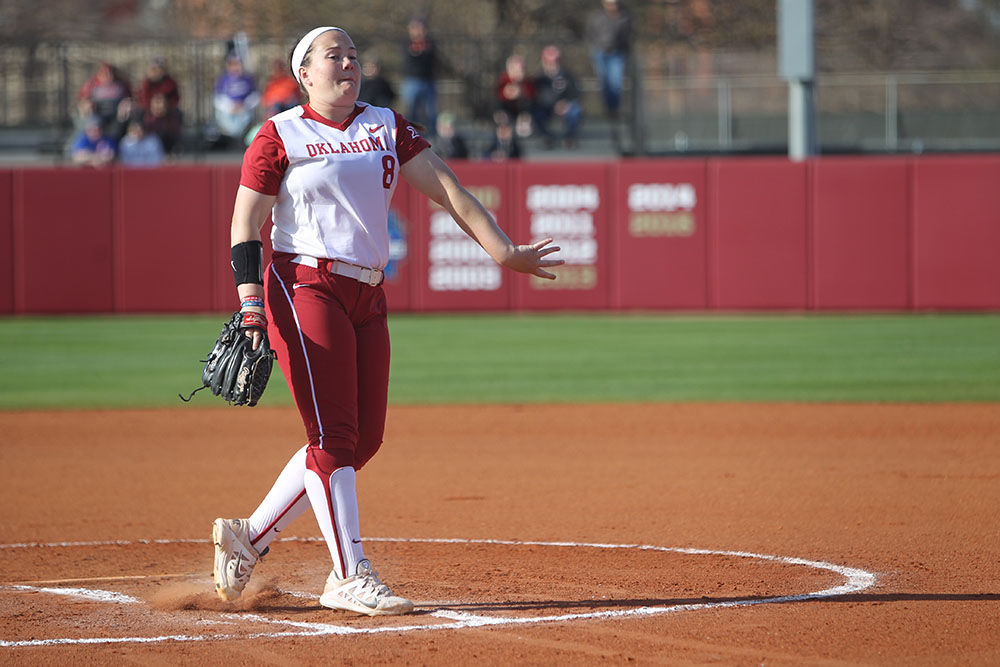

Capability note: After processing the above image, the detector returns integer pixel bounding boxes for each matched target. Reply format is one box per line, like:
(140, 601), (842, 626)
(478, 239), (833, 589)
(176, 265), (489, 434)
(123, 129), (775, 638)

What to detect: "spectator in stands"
(586, 0), (632, 121)
(143, 92), (183, 154)
(136, 57), (180, 113)
(108, 96), (144, 142)
(66, 98), (96, 157)
(400, 16), (439, 135)
(77, 62), (131, 134)
(213, 54), (259, 147)
(532, 45), (584, 149)
(358, 52), (396, 109)
(240, 60), (302, 148)
(485, 112), (522, 161)
(260, 58), (303, 116)
(433, 112), (469, 160)
(495, 54), (535, 139)
(70, 116), (116, 167)
(118, 119), (165, 167)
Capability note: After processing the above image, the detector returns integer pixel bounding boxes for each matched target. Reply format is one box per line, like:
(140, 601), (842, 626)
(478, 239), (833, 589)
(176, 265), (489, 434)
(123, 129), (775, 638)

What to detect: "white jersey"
(241, 103), (429, 269)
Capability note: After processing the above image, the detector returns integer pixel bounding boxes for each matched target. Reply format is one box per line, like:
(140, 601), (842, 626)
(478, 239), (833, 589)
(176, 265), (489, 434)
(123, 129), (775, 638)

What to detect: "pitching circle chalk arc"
(0, 536), (877, 646)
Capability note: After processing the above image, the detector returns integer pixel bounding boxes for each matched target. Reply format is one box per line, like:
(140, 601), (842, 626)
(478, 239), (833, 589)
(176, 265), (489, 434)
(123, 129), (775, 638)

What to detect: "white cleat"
(212, 518), (261, 602)
(319, 559), (414, 616)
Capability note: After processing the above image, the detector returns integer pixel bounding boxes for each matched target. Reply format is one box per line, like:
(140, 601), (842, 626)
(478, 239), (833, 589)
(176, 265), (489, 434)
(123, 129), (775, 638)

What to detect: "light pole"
(778, 0), (817, 160)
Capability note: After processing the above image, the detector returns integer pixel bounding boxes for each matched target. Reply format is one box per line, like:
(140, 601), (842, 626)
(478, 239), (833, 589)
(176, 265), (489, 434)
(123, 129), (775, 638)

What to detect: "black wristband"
(231, 240), (264, 286)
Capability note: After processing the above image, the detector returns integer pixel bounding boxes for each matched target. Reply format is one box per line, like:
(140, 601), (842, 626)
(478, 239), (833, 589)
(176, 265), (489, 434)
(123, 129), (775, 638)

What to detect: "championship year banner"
(513, 162), (612, 310)
(613, 160), (709, 309)
(411, 162), (515, 311)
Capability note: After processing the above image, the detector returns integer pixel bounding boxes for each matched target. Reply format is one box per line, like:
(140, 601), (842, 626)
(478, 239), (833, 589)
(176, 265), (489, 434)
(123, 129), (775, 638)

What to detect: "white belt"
(290, 254), (384, 287)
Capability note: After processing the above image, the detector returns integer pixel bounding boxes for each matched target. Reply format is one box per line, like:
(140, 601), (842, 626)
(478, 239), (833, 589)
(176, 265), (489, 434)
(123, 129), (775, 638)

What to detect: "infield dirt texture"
(2, 403), (998, 663)
(1, 314), (998, 663)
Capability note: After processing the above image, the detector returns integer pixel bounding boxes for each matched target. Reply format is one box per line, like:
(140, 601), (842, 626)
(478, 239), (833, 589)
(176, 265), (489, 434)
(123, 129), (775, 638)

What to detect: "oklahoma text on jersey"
(305, 135), (386, 157)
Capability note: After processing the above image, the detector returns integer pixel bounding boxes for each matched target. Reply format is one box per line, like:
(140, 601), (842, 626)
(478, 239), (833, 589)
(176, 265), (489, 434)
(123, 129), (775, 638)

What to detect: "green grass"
(1, 312), (998, 410)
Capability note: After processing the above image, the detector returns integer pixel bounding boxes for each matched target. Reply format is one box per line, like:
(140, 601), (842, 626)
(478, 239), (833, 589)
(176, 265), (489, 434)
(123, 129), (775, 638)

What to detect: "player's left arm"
(400, 148), (563, 279)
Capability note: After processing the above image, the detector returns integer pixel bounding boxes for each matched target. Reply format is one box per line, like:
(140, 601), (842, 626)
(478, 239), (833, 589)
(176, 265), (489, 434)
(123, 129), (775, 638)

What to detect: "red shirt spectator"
(136, 57), (180, 112)
(495, 54), (536, 138)
(495, 54), (535, 121)
(77, 62), (131, 131)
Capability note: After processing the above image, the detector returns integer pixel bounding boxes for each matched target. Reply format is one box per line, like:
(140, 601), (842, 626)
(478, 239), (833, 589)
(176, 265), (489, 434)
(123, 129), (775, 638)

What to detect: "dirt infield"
(1, 403), (998, 664)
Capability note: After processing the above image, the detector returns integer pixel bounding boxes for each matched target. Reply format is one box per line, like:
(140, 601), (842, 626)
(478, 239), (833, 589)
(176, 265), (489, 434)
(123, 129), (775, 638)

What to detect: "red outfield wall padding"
(613, 160), (709, 309)
(709, 158), (809, 309)
(811, 158), (911, 310)
(382, 181), (413, 312)
(911, 156), (1000, 309)
(513, 162), (613, 310)
(411, 162), (515, 311)
(116, 167), (215, 312)
(0, 171), (13, 314)
(211, 167), (245, 312)
(210, 167), (278, 313)
(14, 168), (115, 313)
(5, 157), (999, 314)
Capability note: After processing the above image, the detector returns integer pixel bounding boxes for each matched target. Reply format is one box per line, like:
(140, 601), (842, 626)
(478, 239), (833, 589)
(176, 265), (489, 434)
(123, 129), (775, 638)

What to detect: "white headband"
(291, 26), (342, 84)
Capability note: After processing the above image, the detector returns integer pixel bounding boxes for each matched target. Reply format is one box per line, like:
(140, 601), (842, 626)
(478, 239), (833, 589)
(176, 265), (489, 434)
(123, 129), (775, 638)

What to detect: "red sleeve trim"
(394, 111), (432, 165)
(240, 120), (288, 196)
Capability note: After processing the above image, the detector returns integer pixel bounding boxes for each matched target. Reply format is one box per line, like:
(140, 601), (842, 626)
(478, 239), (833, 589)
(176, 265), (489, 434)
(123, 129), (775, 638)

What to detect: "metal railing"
(639, 70), (1000, 154)
(1, 36), (998, 158)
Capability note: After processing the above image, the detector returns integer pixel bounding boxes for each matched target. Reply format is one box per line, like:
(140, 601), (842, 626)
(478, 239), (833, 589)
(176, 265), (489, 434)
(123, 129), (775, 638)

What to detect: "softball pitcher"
(212, 26), (562, 616)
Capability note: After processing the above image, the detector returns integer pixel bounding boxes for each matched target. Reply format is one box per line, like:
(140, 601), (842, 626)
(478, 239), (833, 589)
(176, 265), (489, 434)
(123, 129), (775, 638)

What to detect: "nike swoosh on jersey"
(364, 124), (384, 133)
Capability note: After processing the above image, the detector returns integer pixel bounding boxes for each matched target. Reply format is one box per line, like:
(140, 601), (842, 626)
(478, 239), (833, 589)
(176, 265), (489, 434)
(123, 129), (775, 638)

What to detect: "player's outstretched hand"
(503, 238), (564, 280)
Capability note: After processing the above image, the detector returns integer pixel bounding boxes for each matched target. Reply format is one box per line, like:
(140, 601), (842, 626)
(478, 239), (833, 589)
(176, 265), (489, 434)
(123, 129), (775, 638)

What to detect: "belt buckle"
(361, 268), (381, 287)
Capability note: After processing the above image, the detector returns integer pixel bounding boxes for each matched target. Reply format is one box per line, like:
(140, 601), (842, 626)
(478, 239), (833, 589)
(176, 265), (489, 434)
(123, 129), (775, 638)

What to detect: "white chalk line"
(4, 585), (141, 605)
(0, 538), (206, 549)
(13, 573), (196, 586)
(0, 536), (876, 648)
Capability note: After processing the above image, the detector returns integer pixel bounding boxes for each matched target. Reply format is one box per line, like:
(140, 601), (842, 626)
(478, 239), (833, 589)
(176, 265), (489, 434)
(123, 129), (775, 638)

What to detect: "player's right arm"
(231, 185), (275, 301)
(230, 185), (276, 349)
(232, 116), (285, 305)
(231, 185), (275, 247)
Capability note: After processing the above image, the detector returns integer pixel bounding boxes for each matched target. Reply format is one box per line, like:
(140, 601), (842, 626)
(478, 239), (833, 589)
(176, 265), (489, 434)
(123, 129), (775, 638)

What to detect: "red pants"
(265, 252), (389, 472)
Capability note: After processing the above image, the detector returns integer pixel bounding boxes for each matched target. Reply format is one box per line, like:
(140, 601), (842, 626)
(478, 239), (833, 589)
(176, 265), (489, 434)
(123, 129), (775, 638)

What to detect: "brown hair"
(288, 40), (314, 99)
